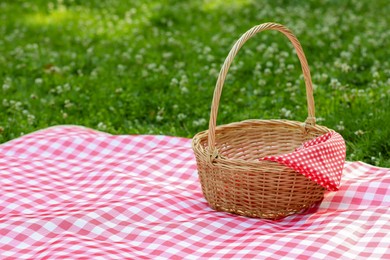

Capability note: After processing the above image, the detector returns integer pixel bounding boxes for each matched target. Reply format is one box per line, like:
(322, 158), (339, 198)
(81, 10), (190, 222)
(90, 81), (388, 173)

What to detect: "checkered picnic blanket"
(1, 125), (389, 259)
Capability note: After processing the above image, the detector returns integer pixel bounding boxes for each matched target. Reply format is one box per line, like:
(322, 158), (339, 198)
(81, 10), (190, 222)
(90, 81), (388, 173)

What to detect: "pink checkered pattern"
(1, 126), (389, 259)
(263, 131), (346, 191)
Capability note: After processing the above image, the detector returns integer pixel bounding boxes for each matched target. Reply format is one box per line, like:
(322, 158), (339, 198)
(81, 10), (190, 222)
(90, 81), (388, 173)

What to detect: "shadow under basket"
(192, 120), (330, 220)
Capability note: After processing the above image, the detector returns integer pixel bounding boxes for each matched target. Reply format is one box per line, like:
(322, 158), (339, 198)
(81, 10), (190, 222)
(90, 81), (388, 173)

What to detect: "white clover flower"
(97, 122), (107, 130)
(35, 78), (43, 85)
(135, 54), (143, 63)
(193, 118), (207, 127)
(256, 43), (266, 52)
(353, 36), (361, 45)
(179, 75), (189, 94)
(275, 68), (283, 74)
(203, 46), (211, 54)
(45, 65), (62, 74)
(158, 65), (168, 75)
(206, 55), (214, 62)
(264, 68), (271, 75)
(372, 71), (380, 78)
(280, 51), (289, 58)
(9, 100), (22, 111)
(63, 83), (71, 91)
(354, 130), (364, 136)
(3, 99), (10, 107)
(91, 69), (99, 78)
(117, 64), (126, 72)
(156, 115), (164, 122)
(280, 108), (292, 118)
(141, 70), (148, 77)
(156, 107), (165, 122)
(180, 86), (189, 94)
(287, 64), (294, 70)
(180, 75), (188, 87)
(258, 79), (266, 86)
(170, 78), (179, 87)
(357, 89), (365, 96)
(321, 73), (329, 81)
(2, 83), (10, 91)
(177, 113), (187, 121)
(209, 68), (218, 77)
(64, 100), (73, 108)
(167, 37), (178, 46)
(2, 77), (11, 90)
(56, 85), (63, 93)
(147, 63), (157, 70)
(244, 49), (254, 56)
(121, 50), (131, 61)
(174, 62), (185, 69)
(330, 78), (341, 89)
(253, 89), (261, 95)
(340, 51), (352, 60)
(336, 121), (345, 131)
(163, 52), (173, 59)
(27, 114), (35, 125)
(341, 63), (351, 73)
(87, 47), (94, 55)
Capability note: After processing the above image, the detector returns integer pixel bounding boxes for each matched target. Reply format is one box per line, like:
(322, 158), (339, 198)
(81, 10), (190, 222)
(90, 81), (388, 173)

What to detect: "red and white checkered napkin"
(1, 126), (389, 259)
(262, 131), (346, 191)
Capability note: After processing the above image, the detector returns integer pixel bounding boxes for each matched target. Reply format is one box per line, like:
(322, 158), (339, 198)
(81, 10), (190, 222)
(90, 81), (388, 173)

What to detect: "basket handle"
(207, 22), (316, 155)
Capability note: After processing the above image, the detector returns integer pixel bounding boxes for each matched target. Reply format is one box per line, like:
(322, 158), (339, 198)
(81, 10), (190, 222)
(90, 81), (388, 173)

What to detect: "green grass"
(1, 0), (389, 167)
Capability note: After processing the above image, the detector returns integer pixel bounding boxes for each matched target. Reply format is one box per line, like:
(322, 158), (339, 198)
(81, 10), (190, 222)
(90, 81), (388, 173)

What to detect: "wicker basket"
(192, 22), (333, 220)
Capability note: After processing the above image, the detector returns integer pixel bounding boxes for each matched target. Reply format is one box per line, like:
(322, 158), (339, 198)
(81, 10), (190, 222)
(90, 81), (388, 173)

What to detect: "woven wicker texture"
(192, 22), (332, 219)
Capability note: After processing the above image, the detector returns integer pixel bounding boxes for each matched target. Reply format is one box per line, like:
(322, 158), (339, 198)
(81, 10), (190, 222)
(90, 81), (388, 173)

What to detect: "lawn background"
(1, 0), (389, 166)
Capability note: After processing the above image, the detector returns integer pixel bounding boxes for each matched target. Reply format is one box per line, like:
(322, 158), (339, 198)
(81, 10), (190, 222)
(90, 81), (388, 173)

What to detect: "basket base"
(210, 199), (324, 220)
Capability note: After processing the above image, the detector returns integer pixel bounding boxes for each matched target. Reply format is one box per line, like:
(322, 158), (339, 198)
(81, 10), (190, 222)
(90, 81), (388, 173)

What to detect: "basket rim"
(192, 118), (332, 168)
(193, 119), (332, 139)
